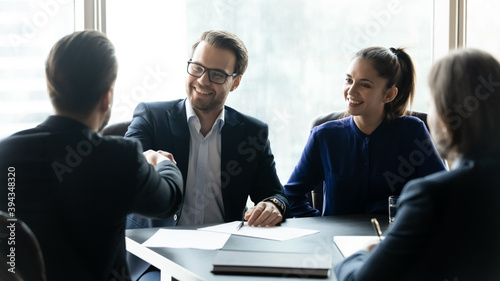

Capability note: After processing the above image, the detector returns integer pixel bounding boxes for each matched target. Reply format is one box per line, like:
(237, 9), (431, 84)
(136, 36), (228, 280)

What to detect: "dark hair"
(45, 31), (118, 115)
(353, 46), (415, 120)
(190, 30), (248, 76)
(428, 48), (500, 157)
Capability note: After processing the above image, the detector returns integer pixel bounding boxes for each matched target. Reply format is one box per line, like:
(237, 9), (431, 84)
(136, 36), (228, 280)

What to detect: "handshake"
(143, 149), (177, 166)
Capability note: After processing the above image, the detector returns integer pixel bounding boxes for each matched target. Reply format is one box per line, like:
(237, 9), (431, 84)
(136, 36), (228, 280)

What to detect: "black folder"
(212, 250), (332, 278)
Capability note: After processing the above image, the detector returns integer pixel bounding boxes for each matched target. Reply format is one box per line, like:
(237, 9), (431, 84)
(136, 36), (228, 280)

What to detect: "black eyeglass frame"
(187, 60), (238, 85)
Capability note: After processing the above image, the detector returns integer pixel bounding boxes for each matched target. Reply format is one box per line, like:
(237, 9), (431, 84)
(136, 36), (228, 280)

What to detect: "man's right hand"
(143, 150), (176, 166)
(156, 150), (177, 165)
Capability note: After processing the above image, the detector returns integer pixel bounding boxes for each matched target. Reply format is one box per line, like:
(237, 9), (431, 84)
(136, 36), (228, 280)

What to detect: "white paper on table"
(142, 229), (231, 250)
(198, 221), (319, 241)
(333, 236), (385, 257)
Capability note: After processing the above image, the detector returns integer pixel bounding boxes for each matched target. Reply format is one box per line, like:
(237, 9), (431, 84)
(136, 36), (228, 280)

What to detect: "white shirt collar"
(185, 98), (225, 133)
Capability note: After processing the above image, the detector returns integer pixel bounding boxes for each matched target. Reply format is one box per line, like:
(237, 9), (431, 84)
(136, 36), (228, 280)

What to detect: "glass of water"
(388, 196), (399, 224)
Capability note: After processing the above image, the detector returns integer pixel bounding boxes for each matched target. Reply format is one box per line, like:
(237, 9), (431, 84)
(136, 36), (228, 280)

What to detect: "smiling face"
(343, 58), (397, 121)
(185, 41), (241, 116)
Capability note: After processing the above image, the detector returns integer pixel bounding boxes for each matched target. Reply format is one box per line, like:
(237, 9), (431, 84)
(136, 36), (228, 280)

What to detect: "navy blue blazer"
(335, 153), (500, 281)
(125, 99), (288, 228)
(124, 99), (289, 280)
(285, 116), (446, 217)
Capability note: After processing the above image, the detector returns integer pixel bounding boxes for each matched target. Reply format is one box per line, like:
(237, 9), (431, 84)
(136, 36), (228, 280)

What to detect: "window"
(466, 0), (500, 57)
(5, 1), (484, 184)
(106, 0), (435, 182)
(0, 0), (75, 138)
(105, 1), (187, 123)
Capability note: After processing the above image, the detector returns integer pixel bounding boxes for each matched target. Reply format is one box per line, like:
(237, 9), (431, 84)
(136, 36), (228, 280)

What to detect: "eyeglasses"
(187, 60), (237, 85)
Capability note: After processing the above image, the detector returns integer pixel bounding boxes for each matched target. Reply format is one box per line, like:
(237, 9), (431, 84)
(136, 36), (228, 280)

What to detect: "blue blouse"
(284, 116), (446, 217)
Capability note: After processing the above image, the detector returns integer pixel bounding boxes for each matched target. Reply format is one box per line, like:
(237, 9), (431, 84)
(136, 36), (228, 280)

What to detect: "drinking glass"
(388, 196), (399, 224)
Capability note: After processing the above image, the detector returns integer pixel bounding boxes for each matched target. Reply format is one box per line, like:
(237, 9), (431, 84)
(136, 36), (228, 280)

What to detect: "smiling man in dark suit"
(0, 31), (183, 281)
(125, 30), (289, 281)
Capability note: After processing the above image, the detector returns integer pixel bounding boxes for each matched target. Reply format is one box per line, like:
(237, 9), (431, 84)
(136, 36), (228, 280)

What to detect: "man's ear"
(384, 86), (398, 103)
(230, 75), (242, 92)
(100, 88), (113, 112)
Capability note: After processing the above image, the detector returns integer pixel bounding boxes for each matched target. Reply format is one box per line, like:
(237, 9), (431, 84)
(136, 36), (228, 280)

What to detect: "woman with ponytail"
(284, 47), (446, 217)
(335, 48), (500, 281)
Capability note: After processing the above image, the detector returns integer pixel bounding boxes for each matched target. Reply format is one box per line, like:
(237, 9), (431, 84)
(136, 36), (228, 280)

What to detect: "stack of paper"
(198, 221), (319, 241)
(142, 229), (231, 249)
(333, 236), (384, 257)
(141, 221), (320, 249)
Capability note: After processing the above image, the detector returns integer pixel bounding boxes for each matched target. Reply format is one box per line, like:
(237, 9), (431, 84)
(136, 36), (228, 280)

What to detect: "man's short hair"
(190, 30), (248, 76)
(45, 31), (118, 115)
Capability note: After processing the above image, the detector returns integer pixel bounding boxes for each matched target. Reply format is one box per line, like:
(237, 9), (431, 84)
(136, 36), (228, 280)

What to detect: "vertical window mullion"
(449, 0), (467, 50)
(82, 0), (106, 33)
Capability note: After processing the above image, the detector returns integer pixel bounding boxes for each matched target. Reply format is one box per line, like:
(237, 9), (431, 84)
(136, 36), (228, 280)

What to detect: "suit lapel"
(221, 107), (244, 174)
(220, 108), (247, 219)
(167, 100), (190, 185)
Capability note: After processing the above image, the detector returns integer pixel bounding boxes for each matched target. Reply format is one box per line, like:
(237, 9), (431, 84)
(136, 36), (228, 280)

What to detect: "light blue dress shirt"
(178, 99), (225, 226)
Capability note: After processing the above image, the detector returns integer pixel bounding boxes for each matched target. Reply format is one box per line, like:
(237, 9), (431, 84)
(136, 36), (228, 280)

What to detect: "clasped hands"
(143, 149), (177, 166)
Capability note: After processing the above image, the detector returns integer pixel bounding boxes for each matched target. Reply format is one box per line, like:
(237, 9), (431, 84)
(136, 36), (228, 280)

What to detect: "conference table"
(125, 214), (389, 281)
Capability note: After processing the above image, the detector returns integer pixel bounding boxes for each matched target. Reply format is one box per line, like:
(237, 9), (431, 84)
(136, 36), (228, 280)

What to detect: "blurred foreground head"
(428, 48), (500, 159)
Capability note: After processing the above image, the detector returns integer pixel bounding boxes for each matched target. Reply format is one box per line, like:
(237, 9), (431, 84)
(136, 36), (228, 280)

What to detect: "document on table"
(333, 236), (384, 257)
(142, 229), (231, 250)
(198, 221), (319, 241)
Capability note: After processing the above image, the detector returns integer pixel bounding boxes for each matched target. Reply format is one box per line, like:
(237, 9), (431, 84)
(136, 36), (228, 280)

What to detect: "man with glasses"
(125, 30), (288, 281)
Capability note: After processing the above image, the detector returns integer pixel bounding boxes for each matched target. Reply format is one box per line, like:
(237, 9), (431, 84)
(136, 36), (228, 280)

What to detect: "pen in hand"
(371, 218), (382, 241)
(236, 207), (248, 231)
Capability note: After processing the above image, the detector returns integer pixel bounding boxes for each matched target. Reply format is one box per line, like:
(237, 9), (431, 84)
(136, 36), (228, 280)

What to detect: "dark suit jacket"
(335, 152), (500, 281)
(0, 116), (183, 281)
(124, 99), (289, 280)
(125, 99), (288, 228)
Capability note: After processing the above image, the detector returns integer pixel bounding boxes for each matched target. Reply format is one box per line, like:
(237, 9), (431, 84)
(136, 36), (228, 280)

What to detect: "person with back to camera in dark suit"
(335, 48), (500, 280)
(125, 30), (289, 281)
(0, 31), (184, 281)
(284, 47), (446, 217)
